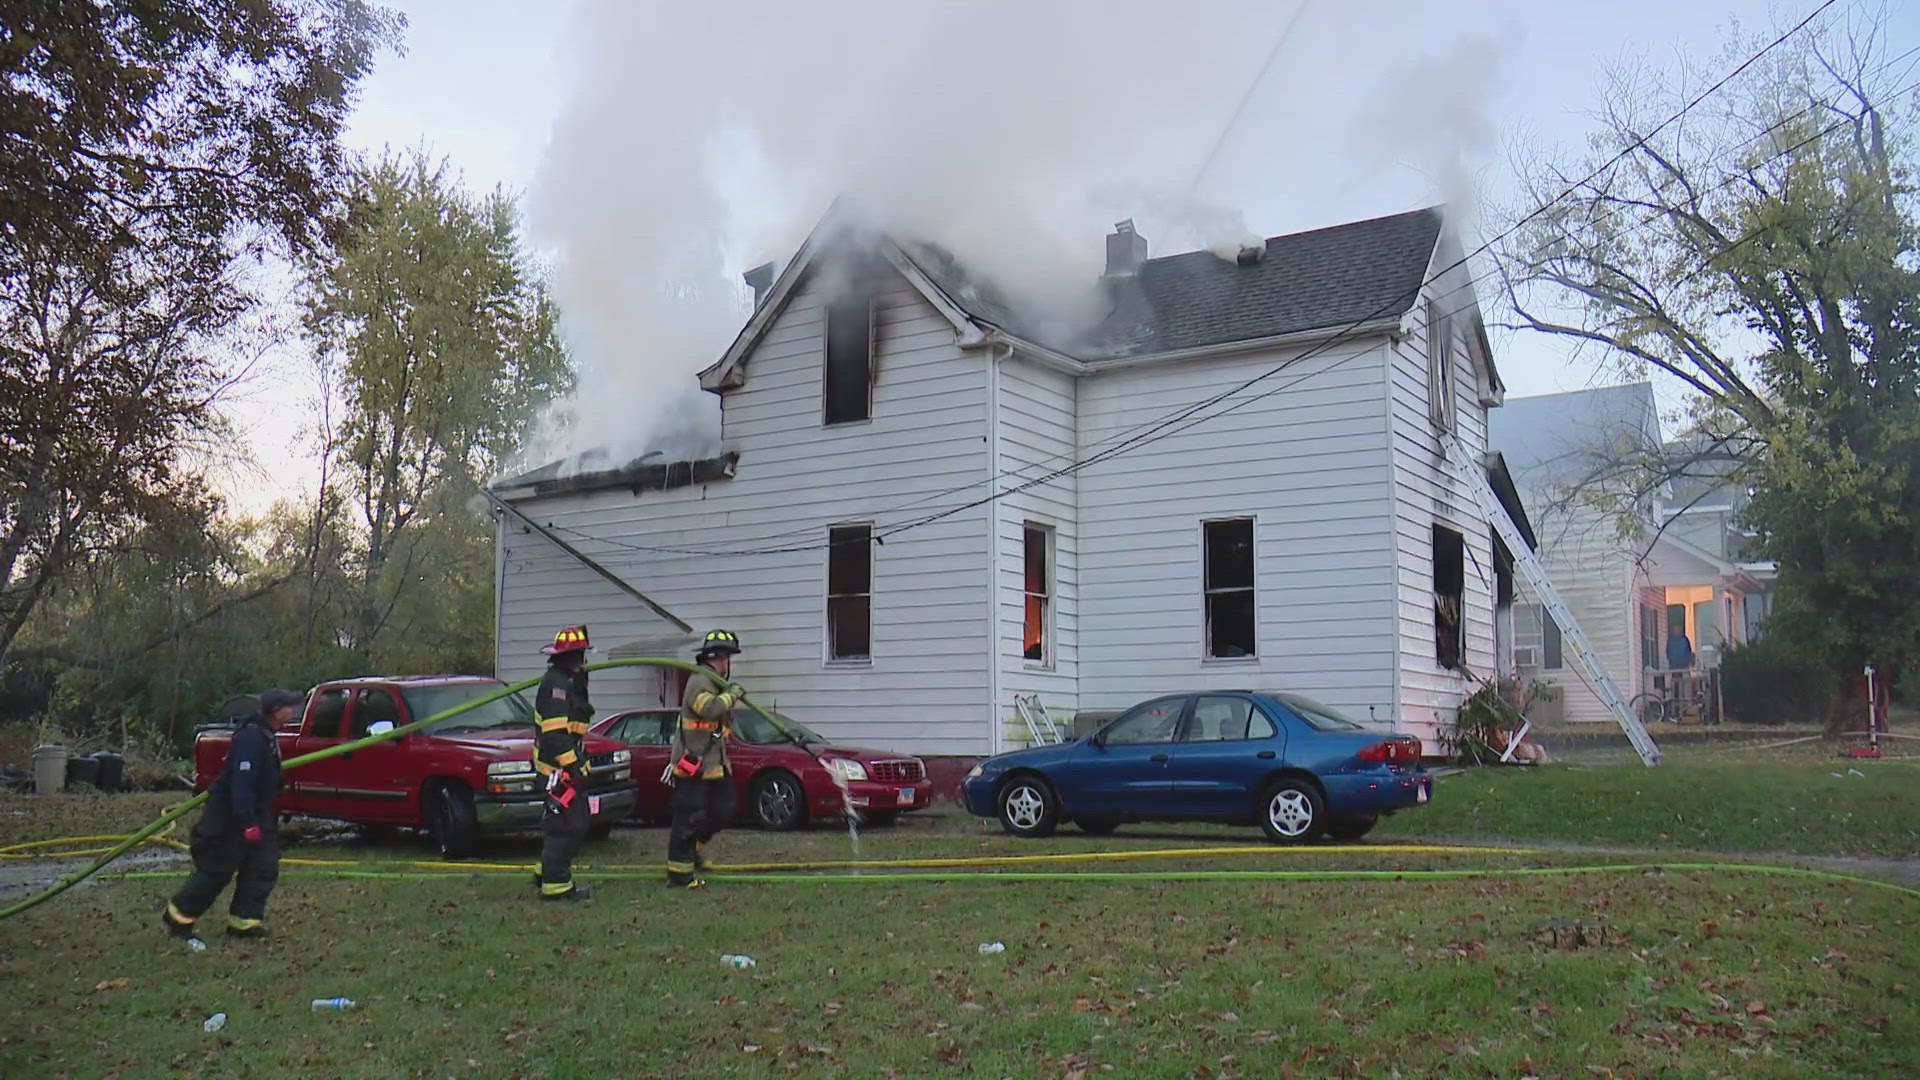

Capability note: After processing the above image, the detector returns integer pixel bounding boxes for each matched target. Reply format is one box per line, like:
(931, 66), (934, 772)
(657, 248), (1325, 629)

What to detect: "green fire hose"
(0, 657), (766, 922)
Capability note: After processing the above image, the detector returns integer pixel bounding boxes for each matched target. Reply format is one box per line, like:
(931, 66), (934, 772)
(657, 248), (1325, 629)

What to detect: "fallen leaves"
(92, 978), (128, 993)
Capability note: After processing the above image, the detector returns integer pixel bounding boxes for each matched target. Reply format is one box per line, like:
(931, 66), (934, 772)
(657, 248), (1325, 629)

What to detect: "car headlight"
(966, 764), (984, 780)
(487, 760), (536, 777)
(611, 749), (631, 765)
(827, 758), (868, 781)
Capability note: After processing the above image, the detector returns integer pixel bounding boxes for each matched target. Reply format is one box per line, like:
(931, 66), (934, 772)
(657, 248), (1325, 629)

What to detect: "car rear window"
(1267, 693), (1365, 731)
(401, 683), (536, 732)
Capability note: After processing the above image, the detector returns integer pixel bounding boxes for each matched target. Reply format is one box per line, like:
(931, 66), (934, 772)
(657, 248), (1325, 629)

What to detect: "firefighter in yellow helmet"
(665, 629), (742, 888)
(533, 625), (595, 900)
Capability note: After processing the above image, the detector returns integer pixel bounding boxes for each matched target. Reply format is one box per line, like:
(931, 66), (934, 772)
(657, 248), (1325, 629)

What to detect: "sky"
(210, 0), (1920, 516)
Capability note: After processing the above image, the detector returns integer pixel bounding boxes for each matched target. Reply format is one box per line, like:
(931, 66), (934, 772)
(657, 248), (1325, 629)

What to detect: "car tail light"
(1357, 739), (1419, 765)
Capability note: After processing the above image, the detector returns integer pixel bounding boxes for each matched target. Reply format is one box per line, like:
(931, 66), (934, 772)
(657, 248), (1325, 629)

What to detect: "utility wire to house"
(532, 0), (1848, 562)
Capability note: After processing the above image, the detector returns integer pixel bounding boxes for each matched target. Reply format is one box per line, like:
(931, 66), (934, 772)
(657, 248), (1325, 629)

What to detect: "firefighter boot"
(161, 904), (201, 944)
(694, 840), (712, 874)
(540, 881), (592, 902)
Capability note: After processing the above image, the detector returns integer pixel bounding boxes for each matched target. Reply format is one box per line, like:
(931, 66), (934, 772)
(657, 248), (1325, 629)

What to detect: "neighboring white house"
(1489, 384), (1768, 724)
(491, 205), (1526, 763)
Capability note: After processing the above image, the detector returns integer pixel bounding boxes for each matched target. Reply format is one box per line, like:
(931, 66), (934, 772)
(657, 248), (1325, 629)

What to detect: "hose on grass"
(106, 860), (1920, 900)
(0, 657), (751, 921)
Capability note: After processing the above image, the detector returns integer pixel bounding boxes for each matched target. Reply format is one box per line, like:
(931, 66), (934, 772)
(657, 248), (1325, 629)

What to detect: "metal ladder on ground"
(1013, 693), (1066, 746)
(1441, 436), (1663, 767)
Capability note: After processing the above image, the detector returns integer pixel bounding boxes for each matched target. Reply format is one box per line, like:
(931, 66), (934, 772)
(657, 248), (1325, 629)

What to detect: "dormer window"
(824, 285), (876, 425)
(1427, 298), (1456, 432)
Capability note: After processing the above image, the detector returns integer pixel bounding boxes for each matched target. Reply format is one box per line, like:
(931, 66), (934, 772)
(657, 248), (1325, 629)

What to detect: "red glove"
(243, 825), (264, 845)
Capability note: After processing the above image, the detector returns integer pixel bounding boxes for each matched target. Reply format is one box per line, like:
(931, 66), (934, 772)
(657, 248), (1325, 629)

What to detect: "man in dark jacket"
(162, 688), (299, 944)
(533, 625), (595, 900)
(666, 629), (742, 889)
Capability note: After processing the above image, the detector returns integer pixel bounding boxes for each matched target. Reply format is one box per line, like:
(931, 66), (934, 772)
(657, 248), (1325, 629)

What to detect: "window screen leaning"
(1203, 519), (1256, 658)
(826, 525), (872, 660)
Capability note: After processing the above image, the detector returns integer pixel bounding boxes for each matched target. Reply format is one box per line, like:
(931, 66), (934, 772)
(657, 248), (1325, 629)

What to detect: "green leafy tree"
(302, 150), (572, 660)
(0, 0), (401, 665)
(1497, 13), (1920, 716)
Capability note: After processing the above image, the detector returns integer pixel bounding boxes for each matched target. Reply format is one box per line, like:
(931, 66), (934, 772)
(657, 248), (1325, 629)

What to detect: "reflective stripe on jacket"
(533, 663), (593, 778)
(673, 667), (734, 780)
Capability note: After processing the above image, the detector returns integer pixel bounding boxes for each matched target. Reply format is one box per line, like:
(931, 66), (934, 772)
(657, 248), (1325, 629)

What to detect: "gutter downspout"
(480, 487), (694, 634)
(986, 343), (1011, 757)
(1381, 336), (1402, 736)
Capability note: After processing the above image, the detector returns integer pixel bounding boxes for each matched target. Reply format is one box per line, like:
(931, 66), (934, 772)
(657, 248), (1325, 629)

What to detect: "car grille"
(870, 759), (922, 783)
(588, 752), (616, 770)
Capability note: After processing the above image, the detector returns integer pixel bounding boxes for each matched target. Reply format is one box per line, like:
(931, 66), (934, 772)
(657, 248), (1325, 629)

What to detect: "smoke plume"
(519, 0), (1517, 474)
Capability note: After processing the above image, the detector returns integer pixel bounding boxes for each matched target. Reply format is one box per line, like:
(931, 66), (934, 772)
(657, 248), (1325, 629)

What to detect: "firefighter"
(162, 688), (300, 944)
(533, 625), (595, 901)
(665, 629), (743, 888)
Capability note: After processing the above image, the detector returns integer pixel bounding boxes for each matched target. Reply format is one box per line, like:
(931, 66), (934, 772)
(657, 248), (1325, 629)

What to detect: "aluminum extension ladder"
(1013, 693), (1066, 746)
(1441, 436), (1663, 767)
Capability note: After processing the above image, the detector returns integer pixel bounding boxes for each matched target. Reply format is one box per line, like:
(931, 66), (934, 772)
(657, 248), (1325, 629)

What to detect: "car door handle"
(1257, 750), (1276, 759)
(1151, 753), (1169, 763)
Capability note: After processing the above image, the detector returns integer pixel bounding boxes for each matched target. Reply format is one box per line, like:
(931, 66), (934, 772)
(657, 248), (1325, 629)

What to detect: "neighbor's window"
(824, 285), (876, 424)
(1432, 524), (1465, 669)
(1024, 524), (1052, 665)
(826, 524), (873, 661)
(1203, 518), (1256, 659)
(1426, 298), (1456, 431)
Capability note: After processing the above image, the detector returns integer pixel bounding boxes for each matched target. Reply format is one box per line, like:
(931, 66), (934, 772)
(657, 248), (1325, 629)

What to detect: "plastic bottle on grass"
(978, 942), (1006, 954)
(311, 997), (356, 1012)
(202, 1013), (226, 1032)
(185, 938), (207, 954)
(720, 954), (756, 969)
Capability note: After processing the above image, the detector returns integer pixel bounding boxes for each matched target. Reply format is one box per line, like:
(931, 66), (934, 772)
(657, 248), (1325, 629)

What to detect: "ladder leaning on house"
(1013, 693), (1066, 746)
(1440, 436), (1664, 767)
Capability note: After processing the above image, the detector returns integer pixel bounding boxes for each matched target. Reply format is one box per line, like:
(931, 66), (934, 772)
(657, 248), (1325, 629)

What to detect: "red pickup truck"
(193, 675), (636, 858)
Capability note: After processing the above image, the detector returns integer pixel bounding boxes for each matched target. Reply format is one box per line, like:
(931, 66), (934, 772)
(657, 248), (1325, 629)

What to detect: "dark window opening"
(1024, 525), (1050, 664)
(1542, 609), (1563, 670)
(1432, 524), (1465, 669)
(824, 288), (876, 424)
(1204, 518), (1256, 659)
(1427, 298), (1456, 431)
(827, 524), (872, 660)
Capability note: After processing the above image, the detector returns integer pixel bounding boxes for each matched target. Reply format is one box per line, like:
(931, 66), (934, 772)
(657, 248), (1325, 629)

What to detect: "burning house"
(489, 204), (1529, 774)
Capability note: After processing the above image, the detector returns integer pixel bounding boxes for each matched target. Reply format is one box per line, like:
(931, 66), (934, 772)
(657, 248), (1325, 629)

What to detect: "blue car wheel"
(998, 776), (1058, 838)
(1258, 778), (1324, 844)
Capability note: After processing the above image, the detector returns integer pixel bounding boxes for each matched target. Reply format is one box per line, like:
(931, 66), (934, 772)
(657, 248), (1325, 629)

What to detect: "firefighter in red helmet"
(533, 625), (595, 900)
(665, 629), (742, 888)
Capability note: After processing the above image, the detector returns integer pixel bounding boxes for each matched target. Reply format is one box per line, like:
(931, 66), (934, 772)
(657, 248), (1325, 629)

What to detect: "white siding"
(1074, 338), (1402, 726)
(496, 268), (992, 755)
(1385, 288), (1498, 746)
(1511, 502), (1636, 723)
(995, 355), (1079, 746)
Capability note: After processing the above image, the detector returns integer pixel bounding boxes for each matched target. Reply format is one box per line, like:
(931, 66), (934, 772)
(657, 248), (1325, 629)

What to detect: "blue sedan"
(961, 691), (1432, 843)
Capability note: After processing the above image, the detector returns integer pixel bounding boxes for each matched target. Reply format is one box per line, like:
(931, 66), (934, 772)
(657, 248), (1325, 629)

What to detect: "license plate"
(898, 787), (915, 804)
(589, 795), (602, 814)
(1416, 784), (1429, 804)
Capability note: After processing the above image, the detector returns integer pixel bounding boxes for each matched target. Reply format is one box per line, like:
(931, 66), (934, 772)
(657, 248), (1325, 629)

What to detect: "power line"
(532, 1), (1848, 562)
(1189, 0), (1316, 192)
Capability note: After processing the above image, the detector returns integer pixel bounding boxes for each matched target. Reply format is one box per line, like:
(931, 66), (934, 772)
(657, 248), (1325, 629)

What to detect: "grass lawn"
(2, 861), (1914, 1077)
(0, 792), (185, 849)
(1378, 752), (1920, 858)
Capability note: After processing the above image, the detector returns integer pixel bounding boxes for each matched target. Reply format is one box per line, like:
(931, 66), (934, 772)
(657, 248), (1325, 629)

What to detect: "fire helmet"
(696, 629), (742, 658)
(541, 625), (592, 656)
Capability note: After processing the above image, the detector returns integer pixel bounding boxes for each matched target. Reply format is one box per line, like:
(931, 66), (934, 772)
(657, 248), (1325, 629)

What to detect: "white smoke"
(519, 0), (1520, 474)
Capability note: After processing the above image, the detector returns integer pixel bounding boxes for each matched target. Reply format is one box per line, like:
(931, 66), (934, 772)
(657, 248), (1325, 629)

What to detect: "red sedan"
(589, 704), (933, 830)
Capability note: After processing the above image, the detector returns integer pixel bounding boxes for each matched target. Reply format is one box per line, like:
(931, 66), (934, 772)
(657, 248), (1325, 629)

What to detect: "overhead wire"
(525, 1), (1851, 562)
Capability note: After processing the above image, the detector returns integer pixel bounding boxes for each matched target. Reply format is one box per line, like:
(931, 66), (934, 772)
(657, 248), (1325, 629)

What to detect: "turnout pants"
(169, 801), (280, 928)
(666, 778), (731, 883)
(538, 789), (591, 894)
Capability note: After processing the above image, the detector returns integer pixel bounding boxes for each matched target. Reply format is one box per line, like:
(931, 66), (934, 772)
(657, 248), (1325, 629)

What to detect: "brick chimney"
(1105, 219), (1147, 277)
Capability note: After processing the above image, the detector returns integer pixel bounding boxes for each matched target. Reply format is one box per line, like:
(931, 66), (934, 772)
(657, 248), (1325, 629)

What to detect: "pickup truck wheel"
(750, 771), (807, 831)
(425, 782), (480, 859)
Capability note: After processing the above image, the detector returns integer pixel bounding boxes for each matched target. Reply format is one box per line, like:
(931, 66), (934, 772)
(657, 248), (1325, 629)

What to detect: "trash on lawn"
(202, 1013), (226, 1033)
(978, 942), (1006, 954)
(185, 938), (207, 954)
(720, 954), (756, 969)
(311, 997), (356, 1011)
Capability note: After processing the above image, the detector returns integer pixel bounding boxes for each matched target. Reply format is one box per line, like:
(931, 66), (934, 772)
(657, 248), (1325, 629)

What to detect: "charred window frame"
(1432, 524), (1465, 669)
(1023, 524), (1053, 667)
(826, 524), (873, 662)
(824, 279), (878, 425)
(1542, 607), (1563, 670)
(1203, 518), (1256, 660)
(1426, 298), (1456, 432)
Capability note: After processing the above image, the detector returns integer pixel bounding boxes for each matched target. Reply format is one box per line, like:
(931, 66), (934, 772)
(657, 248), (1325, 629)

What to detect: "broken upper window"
(1426, 298), (1456, 432)
(826, 524), (872, 661)
(824, 285), (876, 425)
(1432, 524), (1465, 669)
(1024, 524), (1051, 665)
(1203, 518), (1256, 659)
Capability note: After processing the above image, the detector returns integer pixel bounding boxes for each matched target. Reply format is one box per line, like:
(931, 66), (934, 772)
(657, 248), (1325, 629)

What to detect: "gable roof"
(1488, 383), (1661, 495)
(702, 205), (1454, 390)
